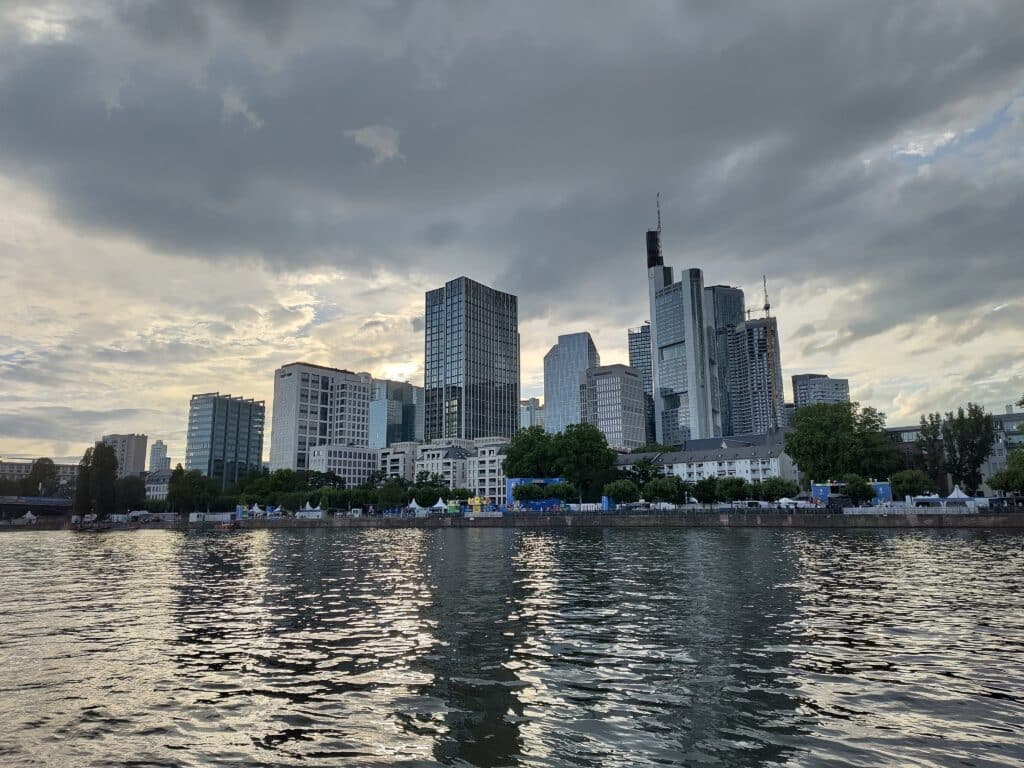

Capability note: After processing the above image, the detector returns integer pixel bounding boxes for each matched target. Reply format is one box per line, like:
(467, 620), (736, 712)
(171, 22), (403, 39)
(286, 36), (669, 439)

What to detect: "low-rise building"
(379, 441), (421, 482)
(307, 444), (379, 488)
(617, 433), (799, 486)
(466, 437), (509, 504)
(145, 469), (172, 501)
(414, 440), (473, 490)
(0, 458), (78, 488)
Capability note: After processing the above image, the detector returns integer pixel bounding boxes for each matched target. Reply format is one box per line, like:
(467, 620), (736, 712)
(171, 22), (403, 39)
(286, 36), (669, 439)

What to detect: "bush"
(603, 479), (640, 504)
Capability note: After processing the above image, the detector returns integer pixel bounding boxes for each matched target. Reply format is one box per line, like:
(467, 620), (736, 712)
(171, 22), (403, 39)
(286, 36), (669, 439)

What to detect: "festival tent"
(432, 497), (447, 510)
(946, 485), (971, 500)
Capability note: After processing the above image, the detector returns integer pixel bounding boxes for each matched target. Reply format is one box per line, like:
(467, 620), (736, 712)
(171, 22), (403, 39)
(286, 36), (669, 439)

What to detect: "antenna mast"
(656, 192), (662, 233)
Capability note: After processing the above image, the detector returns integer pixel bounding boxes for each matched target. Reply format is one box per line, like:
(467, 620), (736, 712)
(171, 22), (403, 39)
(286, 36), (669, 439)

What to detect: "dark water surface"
(1, 528), (1022, 767)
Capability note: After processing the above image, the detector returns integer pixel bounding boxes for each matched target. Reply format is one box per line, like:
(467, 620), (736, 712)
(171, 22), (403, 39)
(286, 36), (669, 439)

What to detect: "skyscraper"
(792, 374), (850, 408)
(369, 379), (424, 448)
(627, 323), (656, 445)
(579, 364), (646, 452)
(424, 276), (520, 441)
(185, 393), (264, 489)
(728, 318), (784, 435)
(543, 332), (600, 433)
(101, 433), (148, 478)
(646, 220), (720, 444)
(148, 439), (170, 472)
(519, 397), (545, 429)
(268, 362), (372, 471)
(704, 285), (746, 436)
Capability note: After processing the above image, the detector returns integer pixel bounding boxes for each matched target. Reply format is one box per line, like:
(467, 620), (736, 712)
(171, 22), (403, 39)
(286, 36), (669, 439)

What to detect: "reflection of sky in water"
(0, 528), (1022, 767)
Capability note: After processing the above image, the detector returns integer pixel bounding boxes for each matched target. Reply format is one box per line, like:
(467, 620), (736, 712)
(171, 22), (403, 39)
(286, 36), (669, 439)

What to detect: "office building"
(148, 440), (170, 472)
(646, 222), (720, 444)
(792, 374), (850, 408)
(269, 362), (372, 471)
(101, 433), (148, 478)
(728, 318), (784, 435)
(519, 397), (545, 430)
(424, 276), (520, 441)
(579, 364), (647, 452)
(369, 379), (424, 448)
(307, 444), (379, 488)
(414, 440), (474, 490)
(704, 286), (746, 436)
(627, 323), (656, 445)
(184, 394), (264, 490)
(544, 332), (600, 434)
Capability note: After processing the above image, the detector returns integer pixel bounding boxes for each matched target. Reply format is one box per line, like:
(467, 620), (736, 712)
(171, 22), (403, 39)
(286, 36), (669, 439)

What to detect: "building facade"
(646, 222), (720, 444)
(101, 433), (148, 478)
(269, 363), (372, 471)
(617, 433), (799, 486)
(519, 397), (545, 430)
(369, 379), (424, 448)
(792, 374), (850, 408)
(307, 445), (379, 488)
(466, 437), (510, 504)
(414, 441), (473, 490)
(728, 318), (784, 435)
(148, 440), (170, 472)
(627, 323), (656, 445)
(184, 394), (264, 490)
(544, 332), (600, 434)
(0, 459), (78, 488)
(704, 285), (746, 436)
(379, 441), (421, 483)
(145, 469), (171, 500)
(424, 277), (520, 441)
(579, 364), (647, 452)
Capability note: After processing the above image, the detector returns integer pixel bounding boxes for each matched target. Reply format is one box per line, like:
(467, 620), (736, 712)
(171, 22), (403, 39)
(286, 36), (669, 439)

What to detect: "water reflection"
(0, 528), (1022, 767)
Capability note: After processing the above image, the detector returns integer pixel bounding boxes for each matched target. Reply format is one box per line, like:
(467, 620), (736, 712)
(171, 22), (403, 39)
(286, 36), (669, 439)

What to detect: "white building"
(145, 469), (172, 501)
(466, 437), (510, 504)
(307, 444), (379, 488)
(618, 434), (799, 486)
(579, 364), (646, 452)
(149, 440), (170, 472)
(269, 362), (372, 471)
(379, 441), (421, 482)
(101, 433), (148, 478)
(414, 440), (474, 490)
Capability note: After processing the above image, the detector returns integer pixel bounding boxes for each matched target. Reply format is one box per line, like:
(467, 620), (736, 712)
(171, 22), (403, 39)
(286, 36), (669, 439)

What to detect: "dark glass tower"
(704, 285), (746, 436)
(424, 277), (520, 441)
(627, 323), (656, 445)
(185, 393), (265, 490)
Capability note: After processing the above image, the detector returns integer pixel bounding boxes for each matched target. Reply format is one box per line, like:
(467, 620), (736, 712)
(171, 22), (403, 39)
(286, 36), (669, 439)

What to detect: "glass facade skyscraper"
(185, 393), (265, 490)
(369, 379), (424, 448)
(424, 277), (520, 441)
(627, 323), (656, 445)
(728, 318), (784, 435)
(543, 332), (599, 434)
(704, 285), (746, 436)
(579, 364), (646, 452)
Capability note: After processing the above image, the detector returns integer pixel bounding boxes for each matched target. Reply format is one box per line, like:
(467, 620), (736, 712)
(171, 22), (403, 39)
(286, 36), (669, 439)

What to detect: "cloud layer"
(1, 1), (1022, 461)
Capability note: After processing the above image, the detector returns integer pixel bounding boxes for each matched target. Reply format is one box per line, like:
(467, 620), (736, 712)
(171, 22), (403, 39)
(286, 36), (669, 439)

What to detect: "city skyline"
(2, 3), (1023, 462)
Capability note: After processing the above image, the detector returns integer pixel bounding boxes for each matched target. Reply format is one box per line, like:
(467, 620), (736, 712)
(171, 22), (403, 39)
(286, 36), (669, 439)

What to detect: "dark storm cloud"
(0, 406), (155, 442)
(1, 0), (1023, 342)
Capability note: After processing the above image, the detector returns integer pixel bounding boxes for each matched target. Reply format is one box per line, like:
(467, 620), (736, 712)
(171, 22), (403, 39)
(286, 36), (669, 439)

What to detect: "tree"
(989, 450), (1024, 495)
(916, 413), (945, 489)
(552, 423), (617, 502)
(643, 475), (691, 504)
(942, 403), (995, 494)
(114, 476), (146, 513)
(603, 479), (639, 504)
(1018, 393), (1024, 408)
(73, 446), (93, 516)
(717, 477), (751, 502)
(627, 458), (664, 487)
(784, 402), (898, 483)
(756, 477), (800, 502)
(502, 426), (558, 479)
(694, 477), (719, 505)
(25, 458), (59, 496)
(89, 442), (118, 518)
(841, 473), (874, 506)
(546, 483), (578, 502)
(890, 469), (935, 500)
(512, 483), (546, 502)
(166, 465), (219, 512)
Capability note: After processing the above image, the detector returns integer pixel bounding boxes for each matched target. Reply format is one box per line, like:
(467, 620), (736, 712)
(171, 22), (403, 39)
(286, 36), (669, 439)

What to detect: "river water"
(0, 528), (1022, 767)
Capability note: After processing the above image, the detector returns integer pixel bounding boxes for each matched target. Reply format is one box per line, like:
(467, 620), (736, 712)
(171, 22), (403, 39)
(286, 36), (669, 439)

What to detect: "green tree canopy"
(988, 450), (1024, 495)
(90, 442), (118, 517)
(756, 477), (800, 502)
(642, 475), (692, 504)
(717, 477), (751, 502)
(552, 423), (617, 502)
(167, 465), (219, 513)
(627, 458), (664, 487)
(512, 483), (546, 502)
(502, 426), (558, 479)
(603, 479), (639, 504)
(941, 403), (995, 494)
(841, 473), (874, 506)
(25, 458), (59, 496)
(784, 402), (899, 483)
(546, 483), (578, 502)
(890, 469), (936, 499)
(114, 476), (146, 513)
(694, 477), (719, 505)
(916, 413), (945, 489)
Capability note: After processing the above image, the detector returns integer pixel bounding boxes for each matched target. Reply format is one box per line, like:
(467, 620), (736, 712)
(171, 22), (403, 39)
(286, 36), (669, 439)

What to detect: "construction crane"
(761, 275), (780, 433)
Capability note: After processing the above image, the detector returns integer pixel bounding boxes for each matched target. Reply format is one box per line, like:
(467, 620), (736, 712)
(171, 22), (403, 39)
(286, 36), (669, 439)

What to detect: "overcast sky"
(1, 1), (1023, 464)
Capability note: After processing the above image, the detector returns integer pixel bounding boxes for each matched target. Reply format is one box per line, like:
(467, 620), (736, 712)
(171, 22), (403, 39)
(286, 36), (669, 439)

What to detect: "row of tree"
(72, 442), (147, 516)
(0, 457), (62, 497)
(502, 424), (618, 501)
(602, 475), (802, 505)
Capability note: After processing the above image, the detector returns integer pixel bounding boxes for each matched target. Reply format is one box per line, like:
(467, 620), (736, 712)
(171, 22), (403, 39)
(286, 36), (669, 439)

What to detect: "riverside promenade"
(208, 511), (1024, 530)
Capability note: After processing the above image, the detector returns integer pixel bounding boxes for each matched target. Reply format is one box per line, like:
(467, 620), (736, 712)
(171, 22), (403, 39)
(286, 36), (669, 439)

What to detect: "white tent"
(408, 499), (425, 510)
(432, 497), (447, 509)
(946, 485), (971, 500)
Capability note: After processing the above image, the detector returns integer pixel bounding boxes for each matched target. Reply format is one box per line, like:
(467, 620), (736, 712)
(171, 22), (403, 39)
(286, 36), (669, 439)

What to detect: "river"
(0, 528), (1021, 767)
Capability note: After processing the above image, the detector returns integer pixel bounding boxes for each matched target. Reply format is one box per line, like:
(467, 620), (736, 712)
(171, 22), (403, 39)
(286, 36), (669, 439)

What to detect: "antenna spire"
(656, 192), (662, 233)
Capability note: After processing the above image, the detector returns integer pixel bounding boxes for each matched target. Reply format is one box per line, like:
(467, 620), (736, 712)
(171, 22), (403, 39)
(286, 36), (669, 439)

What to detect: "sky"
(1, 0), (1023, 465)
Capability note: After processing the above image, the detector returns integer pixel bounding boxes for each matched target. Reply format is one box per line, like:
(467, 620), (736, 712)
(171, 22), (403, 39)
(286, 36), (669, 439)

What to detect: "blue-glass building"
(543, 332), (600, 434)
(185, 393), (265, 490)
